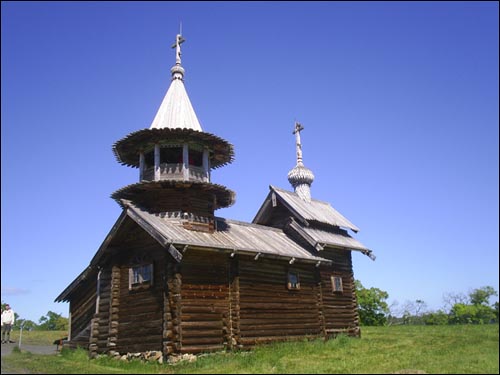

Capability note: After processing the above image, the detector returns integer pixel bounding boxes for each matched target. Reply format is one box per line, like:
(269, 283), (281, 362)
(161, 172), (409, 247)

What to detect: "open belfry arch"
(56, 33), (374, 359)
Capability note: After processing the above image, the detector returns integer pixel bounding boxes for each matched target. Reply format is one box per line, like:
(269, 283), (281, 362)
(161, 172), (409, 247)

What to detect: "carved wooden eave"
(111, 179), (236, 211)
(112, 128), (234, 169)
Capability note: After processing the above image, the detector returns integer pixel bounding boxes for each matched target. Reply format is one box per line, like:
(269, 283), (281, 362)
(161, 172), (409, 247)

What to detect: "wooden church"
(55, 34), (374, 357)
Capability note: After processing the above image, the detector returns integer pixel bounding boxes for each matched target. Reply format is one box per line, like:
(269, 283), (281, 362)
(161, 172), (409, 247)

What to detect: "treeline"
(1, 302), (68, 331)
(355, 281), (499, 326)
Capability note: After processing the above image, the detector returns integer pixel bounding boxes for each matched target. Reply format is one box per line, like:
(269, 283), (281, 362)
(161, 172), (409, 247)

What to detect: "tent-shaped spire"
(149, 34), (203, 131)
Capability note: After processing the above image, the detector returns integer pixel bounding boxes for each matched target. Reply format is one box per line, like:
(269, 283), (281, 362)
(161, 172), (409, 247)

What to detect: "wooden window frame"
(287, 271), (300, 290)
(331, 275), (343, 294)
(129, 263), (154, 290)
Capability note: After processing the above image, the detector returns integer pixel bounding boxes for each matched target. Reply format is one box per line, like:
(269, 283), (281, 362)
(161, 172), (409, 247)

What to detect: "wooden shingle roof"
(254, 186), (360, 233)
(125, 202), (330, 264)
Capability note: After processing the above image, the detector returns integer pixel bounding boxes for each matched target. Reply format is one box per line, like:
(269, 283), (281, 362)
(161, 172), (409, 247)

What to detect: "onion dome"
(287, 122), (314, 202)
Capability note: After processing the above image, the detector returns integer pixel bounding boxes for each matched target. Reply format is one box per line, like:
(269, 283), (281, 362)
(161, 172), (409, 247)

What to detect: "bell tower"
(111, 34), (235, 232)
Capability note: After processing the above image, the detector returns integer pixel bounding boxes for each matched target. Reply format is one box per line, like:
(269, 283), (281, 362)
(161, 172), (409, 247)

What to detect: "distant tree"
(400, 299), (428, 325)
(355, 280), (389, 326)
(422, 310), (449, 325)
(493, 302), (499, 322)
(38, 311), (68, 331)
(449, 286), (498, 325)
(442, 292), (468, 312)
(450, 303), (496, 324)
(14, 319), (37, 331)
(469, 286), (498, 306)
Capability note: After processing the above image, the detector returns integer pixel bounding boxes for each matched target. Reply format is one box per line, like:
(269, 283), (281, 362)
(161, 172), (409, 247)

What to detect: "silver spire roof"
(149, 34), (203, 131)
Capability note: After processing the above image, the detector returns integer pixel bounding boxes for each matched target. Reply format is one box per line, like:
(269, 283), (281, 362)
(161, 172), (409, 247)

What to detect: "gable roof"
(253, 185), (360, 233)
(125, 202), (328, 264)
(252, 186), (374, 258)
(56, 202), (332, 303)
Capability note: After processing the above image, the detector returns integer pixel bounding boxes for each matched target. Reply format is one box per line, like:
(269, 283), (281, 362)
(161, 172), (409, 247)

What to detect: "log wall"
(319, 249), (360, 336)
(237, 256), (322, 346)
(115, 253), (165, 353)
(91, 267), (112, 354)
(179, 250), (229, 354)
(68, 273), (96, 348)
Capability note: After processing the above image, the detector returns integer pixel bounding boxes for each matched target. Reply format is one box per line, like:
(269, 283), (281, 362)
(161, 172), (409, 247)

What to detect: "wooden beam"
(139, 152), (145, 181)
(203, 147), (210, 182)
(154, 144), (160, 181)
(183, 144), (189, 181)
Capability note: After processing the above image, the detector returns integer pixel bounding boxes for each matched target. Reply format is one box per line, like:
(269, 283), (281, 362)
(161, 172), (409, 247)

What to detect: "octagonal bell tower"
(111, 34), (235, 232)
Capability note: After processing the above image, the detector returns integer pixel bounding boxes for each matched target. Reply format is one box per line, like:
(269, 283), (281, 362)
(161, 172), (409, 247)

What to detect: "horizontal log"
(119, 319), (163, 329)
(239, 280), (317, 290)
(239, 296), (318, 304)
(120, 312), (163, 322)
(182, 337), (224, 345)
(180, 344), (225, 354)
(239, 302), (316, 310)
(239, 312), (318, 320)
(118, 297), (163, 310)
(239, 322), (320, 330)
(181, 292), (229, 299)
(240, 327), (320, 336)
(182, 284), (229, 291)
(117, 336), (162, 346)
(181, 300), (228, 308)
(182, 313), (227, 321)
(181, 329), (225, 338)
(181, 321), (223, 328)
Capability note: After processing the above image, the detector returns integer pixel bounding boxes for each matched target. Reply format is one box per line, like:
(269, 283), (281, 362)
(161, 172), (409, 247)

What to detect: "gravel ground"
(1, 341), (58, 356)
(1, 342), (57, 374)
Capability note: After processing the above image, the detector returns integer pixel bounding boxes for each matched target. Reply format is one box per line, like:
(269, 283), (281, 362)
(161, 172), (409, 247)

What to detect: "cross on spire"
(293, 121), (305, 165)
(171, 33), (185, 65)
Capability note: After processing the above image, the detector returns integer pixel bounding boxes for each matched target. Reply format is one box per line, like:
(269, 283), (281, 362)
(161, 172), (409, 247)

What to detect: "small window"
(162, 147), (183, 164)
(287, 271), (300, 290)
(331, 276), (343, 293)
(129, 264), (153, 289)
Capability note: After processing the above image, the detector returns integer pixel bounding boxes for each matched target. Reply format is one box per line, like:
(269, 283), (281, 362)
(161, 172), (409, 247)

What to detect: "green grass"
(2, 325), (498, 374)
(8, 329), (67, 345)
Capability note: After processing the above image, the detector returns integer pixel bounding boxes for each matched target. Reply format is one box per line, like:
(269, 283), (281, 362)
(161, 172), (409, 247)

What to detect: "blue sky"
(1, 1), (498, 322)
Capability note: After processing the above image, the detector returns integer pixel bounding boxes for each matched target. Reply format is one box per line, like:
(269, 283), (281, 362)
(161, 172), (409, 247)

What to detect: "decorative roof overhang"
(284, 217), (374, 258)
(111, 180), (236, 211)
(113, 128), (234, 169)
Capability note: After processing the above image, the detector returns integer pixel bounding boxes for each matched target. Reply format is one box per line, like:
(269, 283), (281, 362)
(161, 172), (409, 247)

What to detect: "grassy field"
(2, 325), (498, 374)
(7, 329), (68, 346)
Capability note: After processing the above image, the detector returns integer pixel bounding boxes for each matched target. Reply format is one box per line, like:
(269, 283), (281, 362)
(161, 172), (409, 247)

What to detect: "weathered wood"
(183, 144), (189, 181)
(180, 344), (224, 354)
(154, 144), (160, 181)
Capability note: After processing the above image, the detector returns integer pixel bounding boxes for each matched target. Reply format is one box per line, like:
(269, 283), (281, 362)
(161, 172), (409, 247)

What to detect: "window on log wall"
(331, 275), (343, 294)
(129, 264), (153, 290)
(287, 271), (300, 290)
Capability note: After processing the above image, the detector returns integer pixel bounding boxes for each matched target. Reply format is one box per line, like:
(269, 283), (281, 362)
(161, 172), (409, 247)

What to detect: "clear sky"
(1, 1), (498, 322)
